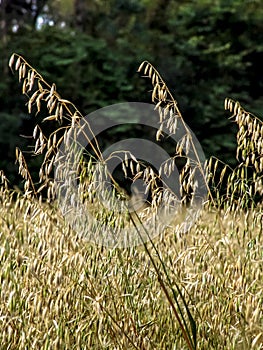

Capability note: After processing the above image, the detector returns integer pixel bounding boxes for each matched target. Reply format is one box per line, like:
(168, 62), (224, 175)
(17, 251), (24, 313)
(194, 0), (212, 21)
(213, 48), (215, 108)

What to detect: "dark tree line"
(0, 0), (262, 186)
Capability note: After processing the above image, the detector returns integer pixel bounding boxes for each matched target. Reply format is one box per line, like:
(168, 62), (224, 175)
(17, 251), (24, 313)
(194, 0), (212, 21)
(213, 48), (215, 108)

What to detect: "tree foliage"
(1, 0), (262, 185)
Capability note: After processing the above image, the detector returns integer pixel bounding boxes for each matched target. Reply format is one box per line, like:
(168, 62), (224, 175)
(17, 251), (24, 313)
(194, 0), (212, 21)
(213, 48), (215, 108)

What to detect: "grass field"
(0, 189), (262, 349)
(1, 55), (262, 349)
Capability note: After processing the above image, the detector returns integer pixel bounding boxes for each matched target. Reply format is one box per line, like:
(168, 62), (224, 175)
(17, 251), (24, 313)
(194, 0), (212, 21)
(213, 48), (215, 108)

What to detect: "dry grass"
(0, 55), (262, 349)
(0, 189), (262, 349)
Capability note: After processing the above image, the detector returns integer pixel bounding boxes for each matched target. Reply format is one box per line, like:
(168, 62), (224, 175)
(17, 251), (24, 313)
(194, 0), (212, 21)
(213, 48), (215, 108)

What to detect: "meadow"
(0, 55), (262, 349)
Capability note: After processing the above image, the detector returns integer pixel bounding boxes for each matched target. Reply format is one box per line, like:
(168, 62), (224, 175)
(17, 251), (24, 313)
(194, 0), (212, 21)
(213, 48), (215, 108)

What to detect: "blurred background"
(0, 0), (262, 187)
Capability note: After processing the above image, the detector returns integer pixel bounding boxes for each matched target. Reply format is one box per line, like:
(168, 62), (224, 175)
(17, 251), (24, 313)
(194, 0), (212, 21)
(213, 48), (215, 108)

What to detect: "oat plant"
(8, 53), (201, 349)
(2, 53), (262, 349)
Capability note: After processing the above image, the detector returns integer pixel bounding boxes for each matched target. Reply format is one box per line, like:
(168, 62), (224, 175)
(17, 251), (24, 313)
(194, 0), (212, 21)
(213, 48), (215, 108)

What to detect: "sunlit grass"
(2, 54), (262, 349)
(0, 191), (262, 349)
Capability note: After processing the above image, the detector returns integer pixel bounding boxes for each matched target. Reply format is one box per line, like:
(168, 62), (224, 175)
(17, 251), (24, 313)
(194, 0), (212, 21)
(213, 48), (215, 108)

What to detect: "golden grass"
(0, 191), (262, 349)
(2, 54), (262, 349)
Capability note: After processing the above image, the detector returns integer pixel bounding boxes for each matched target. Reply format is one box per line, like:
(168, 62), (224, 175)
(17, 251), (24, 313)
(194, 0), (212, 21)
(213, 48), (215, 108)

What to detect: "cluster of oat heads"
(9, 53), (84, 200)
(0, 169), (9, 191)
(137, 61), (183, 138)
(226, 98), (263, 172)
(9, 54), (153, 242)
(9, 53), (262, 221)
(9, 54), (206, 232)
(138, 61), (208, 209)
(207, 98), (263, 210)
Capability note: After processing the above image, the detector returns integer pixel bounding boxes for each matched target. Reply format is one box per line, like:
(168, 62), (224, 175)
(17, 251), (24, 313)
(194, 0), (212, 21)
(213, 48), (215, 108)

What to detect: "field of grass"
(0, 55), (262, 349)
(0, 188), (262, 349)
